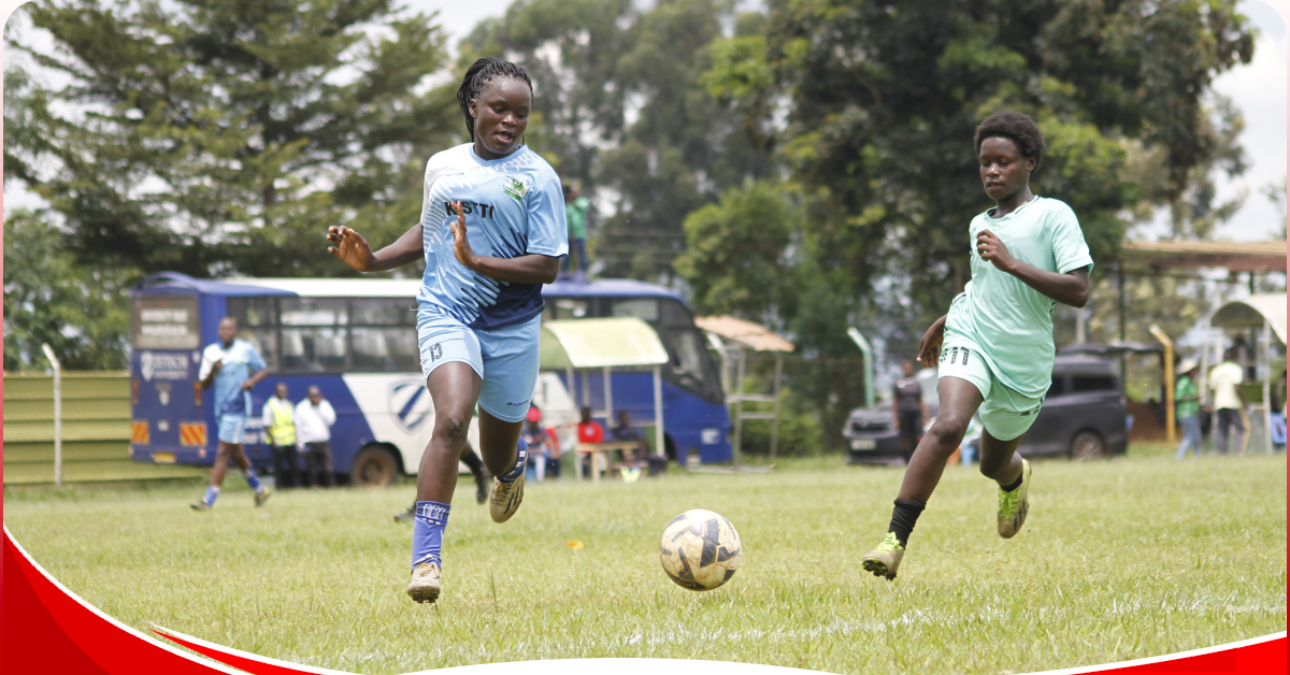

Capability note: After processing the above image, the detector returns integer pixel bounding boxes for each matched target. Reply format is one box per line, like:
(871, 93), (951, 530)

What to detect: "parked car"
(844, 354), (1128, 464)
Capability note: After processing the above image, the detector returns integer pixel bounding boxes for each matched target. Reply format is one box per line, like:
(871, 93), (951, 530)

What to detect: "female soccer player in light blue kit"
(862, 111), (1093, 580)
(326, 58), (566, 603)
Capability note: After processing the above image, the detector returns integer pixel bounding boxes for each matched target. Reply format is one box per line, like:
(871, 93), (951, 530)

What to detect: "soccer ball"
(658, 509), (742, 591)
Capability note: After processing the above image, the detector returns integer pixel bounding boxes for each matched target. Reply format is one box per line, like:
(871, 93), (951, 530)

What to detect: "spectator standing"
(296, 386), (337, 487)
(191, 317), (271, 510)
(892, 360), (929, 460)
(263, 383), (301, 488)
(562, 183), (591, 280)
(1174, 359), (1202, 460)
(1208, 348), (1247, 455)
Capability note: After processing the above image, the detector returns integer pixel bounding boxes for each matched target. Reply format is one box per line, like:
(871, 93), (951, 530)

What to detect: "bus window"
(665, 328), (720, 401)
(133, 296), (200, 349)
(611, 298), (659, 323)
(278, 298), (348, 372)
(353, 298), (417, 326)
(352, 328), (419, 371)
(226, 297), (279, 368)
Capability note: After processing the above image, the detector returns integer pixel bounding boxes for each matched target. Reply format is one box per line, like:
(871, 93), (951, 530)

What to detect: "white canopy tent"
(1200, 293), (1287, 455)
(539, 317), (670, 457)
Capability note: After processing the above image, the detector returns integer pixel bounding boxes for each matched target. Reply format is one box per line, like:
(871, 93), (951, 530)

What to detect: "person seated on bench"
(576, 406), (603, 478)
(609, 410), (649, 481)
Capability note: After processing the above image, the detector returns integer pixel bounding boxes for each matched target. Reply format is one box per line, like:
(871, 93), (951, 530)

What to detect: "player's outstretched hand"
(976, 229), (1015, 272)
(917, 317), (946, 367)
(449, 201), (478, 270)
(327, 226), (374, 272)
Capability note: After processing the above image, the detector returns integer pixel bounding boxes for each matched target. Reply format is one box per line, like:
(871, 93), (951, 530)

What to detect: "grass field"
(5, 444), (1285, 674)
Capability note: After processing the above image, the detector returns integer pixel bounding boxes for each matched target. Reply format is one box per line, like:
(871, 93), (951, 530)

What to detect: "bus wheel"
(352, 445), (398, 487)
(1070, 431), (1108, 461)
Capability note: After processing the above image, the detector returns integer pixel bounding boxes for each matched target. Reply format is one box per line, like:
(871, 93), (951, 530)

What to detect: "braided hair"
(456, 58), (534, 141)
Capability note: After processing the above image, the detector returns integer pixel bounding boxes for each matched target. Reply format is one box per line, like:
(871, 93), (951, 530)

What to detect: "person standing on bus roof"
(326, 57), (567, 604)
(263, 382), (301, 489)
(191, 316), (271, 511)
(295, 386), (338, 488)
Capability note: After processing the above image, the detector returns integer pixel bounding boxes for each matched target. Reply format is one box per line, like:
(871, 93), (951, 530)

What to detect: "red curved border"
(3, 527), (1285, 674)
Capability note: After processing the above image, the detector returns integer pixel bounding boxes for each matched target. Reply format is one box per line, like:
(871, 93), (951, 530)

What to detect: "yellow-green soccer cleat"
(489, 474), (525, 523)
(254, 488), (272, 508)
(406, 562), (442, 604)
(997, 457), (1031, 538)
(861, 532), (905, 580)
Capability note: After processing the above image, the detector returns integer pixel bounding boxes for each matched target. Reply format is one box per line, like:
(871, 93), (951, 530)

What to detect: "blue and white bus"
(129, 273), (732, 486)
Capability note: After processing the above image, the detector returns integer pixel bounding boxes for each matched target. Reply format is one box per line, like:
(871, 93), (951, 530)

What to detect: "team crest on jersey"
(389, 379), (432, 432)
(503, 176), (529, 201)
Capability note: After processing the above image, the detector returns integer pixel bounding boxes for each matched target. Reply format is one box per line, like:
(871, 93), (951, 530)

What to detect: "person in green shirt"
(1174, 359), (1202, 460)
(562, 183), (592, 278)
(861, 111), (1093, 581)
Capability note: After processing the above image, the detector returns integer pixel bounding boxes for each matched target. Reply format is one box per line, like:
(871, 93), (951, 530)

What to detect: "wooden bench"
(574, 441), (644, 483)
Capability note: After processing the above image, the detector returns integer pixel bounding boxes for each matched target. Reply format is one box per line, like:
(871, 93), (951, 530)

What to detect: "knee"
(929, 414), (969, 448)
(435, 415), (470, 444)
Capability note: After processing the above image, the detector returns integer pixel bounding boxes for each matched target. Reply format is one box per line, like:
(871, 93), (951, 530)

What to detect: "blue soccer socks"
(203, 486), (221, 506)
(241, 468), (265, 493)
(412, 500), (451, 571)
(498, 436), (528, 483)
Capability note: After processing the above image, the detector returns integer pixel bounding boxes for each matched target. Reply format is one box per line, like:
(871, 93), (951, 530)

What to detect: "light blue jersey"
(417, 143), (568, 330)
(198, 339), (266, 417)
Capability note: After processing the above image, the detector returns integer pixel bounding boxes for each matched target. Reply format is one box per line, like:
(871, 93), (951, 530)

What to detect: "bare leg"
(416, 362), (482, 503)
(977, 429), (1024, 486)
(209, 441), (245, 487)
(477, 409), (525, 478)
(896, 377), (983, 502)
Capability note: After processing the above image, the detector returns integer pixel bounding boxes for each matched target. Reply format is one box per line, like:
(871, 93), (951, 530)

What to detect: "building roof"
(1120, 240), (1286, 273)
(694, 315), (795, 352)
(1210, 294), (1287, 345)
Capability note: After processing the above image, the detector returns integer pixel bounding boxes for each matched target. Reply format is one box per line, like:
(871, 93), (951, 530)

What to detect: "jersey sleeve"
(1049, 202), (1094, 274)
(525, 171), (569, 257)
(246, 344), (267, 373)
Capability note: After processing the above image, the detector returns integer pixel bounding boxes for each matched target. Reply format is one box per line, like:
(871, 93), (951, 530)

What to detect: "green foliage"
(3, 209), (141, 370)
(674, 182), (792, 320)
(6, 0), (461, 278)
(463, 0), (778, 281)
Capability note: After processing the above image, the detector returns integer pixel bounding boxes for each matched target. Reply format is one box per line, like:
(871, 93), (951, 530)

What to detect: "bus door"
(130, 293), (212, 465)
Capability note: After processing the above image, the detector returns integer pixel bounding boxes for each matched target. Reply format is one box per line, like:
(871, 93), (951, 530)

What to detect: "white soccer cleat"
(406, 562), (442, 604)
(489, 474), (525, 523)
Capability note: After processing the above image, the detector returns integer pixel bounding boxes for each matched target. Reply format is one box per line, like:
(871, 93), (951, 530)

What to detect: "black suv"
(844, 354), (1128, 464)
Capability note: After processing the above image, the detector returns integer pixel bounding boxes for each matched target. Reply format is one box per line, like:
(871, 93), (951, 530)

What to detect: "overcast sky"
(2, 0), (1285, 242)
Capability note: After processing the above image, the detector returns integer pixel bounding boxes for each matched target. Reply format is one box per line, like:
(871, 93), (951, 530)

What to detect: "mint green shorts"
(937, 336), (1043, 442)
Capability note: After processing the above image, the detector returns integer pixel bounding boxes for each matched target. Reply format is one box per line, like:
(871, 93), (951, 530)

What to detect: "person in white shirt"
(1208, 348), (1247, 455)
(262, 383), (300, 489)
(295, 385), (338, 487)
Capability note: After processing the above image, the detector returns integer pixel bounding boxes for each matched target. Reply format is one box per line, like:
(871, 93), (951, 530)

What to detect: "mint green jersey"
(943, 197), (1093, 399)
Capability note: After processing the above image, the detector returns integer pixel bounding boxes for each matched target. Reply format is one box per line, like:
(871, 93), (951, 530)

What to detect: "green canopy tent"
(540, 317), (670, 459)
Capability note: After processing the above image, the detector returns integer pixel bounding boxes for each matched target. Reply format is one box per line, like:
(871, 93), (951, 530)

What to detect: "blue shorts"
(216, 414), (247, 444)
(417, 308), (541, 423)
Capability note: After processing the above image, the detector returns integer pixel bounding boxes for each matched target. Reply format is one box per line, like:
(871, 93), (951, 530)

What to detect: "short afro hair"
(974, 111), (1046, 170)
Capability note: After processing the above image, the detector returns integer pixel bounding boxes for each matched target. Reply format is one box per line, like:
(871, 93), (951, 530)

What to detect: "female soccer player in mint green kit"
(326, 58), (567, 603)
(862, 111), (1093, 580)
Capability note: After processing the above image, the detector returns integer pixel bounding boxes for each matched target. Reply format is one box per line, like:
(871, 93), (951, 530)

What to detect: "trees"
(462, 0), (778, 281)
(5, 0), (461, 278)
(3, 209), (139, 371)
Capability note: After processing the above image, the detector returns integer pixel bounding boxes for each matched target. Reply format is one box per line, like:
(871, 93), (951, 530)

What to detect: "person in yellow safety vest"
(263, 382), (301, 489)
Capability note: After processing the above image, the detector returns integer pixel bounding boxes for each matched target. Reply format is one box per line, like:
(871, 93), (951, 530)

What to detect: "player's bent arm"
(243, 366), (270, 391)
(917, 315), (948, 367)
(1004, 262), (1090, 308)
(327, 223), (423, 272)
(465, 253), (562, 285)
